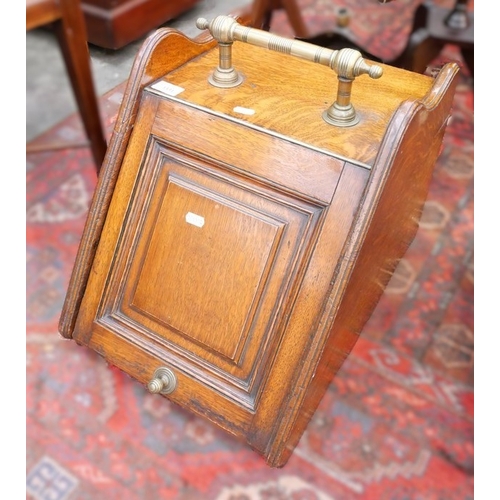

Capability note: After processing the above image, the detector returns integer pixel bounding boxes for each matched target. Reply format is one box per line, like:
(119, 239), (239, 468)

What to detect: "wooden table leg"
(251, 0), (309, 38)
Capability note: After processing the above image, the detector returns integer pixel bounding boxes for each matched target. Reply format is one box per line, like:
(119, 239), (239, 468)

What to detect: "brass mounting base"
(208, 68), (244, 88)
(322, 103), (360, 127)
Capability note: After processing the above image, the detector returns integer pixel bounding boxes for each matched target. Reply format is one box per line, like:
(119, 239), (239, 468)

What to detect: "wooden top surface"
(148, 42), (434, 166)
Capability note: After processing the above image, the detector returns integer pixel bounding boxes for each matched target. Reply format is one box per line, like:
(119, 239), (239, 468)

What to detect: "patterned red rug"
(27, 1), (473, 499)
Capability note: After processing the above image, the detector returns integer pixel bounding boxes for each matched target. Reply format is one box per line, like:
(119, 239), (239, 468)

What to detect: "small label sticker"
(233, 106), (255, 116)
(151, 80), (185, 96)
(185, 212), (205, 228)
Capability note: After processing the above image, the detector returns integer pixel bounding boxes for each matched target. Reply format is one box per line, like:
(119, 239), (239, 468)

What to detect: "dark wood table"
(81, 0), (202, 49)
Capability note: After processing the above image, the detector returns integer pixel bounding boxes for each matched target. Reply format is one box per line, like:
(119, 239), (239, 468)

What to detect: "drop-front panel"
(60, 17), (459, 467)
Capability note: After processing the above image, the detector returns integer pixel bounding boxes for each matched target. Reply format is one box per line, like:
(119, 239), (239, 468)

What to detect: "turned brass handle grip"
(147, 367), (177, 395)
(196, 16), (383, 81)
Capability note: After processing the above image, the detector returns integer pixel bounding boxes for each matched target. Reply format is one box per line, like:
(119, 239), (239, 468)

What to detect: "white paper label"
(233, 106), (255, 116)
(185, 212), (205, 228)
(151, 80), (185, 96)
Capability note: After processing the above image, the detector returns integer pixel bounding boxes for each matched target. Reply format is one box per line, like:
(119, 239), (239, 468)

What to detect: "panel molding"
(95, 138), (328, 410)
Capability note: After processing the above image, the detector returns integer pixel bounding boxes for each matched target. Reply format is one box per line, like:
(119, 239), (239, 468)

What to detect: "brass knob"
(147, 367), (177, 395)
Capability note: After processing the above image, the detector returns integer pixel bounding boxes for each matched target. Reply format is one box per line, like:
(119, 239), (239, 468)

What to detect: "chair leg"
(251, 0), (275, 30)
(281, 0), (309, 38)
(251, 0), (309, 37)
(53, 6), (107, 173)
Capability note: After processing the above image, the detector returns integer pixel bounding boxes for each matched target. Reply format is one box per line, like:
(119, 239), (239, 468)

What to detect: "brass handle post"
(209, 41), (245, 88)
(196, 15), (383, 126)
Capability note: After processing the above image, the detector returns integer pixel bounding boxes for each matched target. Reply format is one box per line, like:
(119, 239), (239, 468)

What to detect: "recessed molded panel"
(131, 176), (285, 362)
(96, 138), (327, 409)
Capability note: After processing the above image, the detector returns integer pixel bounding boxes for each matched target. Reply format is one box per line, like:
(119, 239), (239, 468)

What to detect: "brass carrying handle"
(196, 15), (383, 126)
(197, 16), (382, 80)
